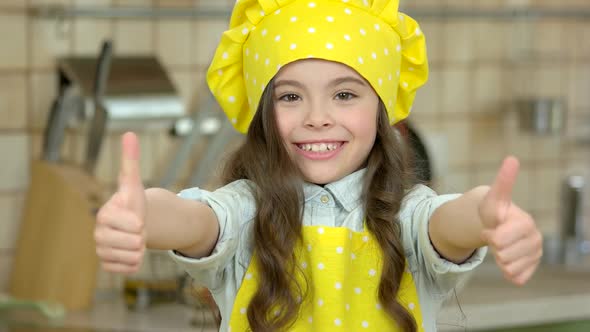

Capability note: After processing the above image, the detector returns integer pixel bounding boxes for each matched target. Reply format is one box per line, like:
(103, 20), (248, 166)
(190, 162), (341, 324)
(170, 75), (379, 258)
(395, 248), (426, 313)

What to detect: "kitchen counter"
(438, 263), (590, 331)
(4, 263), (590, 332)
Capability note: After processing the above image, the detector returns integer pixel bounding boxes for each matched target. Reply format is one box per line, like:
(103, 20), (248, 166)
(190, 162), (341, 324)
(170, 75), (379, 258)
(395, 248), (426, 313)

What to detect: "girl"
(94, 0), (543, 331)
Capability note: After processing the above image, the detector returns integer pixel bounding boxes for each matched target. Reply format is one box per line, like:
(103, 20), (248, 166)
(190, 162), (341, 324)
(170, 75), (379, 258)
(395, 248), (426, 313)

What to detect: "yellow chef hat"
(207, 0), (428, 134)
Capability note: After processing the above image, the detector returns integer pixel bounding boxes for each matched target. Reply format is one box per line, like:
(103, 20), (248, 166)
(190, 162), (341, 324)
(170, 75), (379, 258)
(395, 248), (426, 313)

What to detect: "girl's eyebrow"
(327, 76), (368, 88)
(274, 76), (368, 89)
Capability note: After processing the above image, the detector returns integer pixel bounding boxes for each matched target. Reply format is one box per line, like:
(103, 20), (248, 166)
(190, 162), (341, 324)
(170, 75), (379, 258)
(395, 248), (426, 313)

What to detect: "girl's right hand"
(94, 132), (147, 274)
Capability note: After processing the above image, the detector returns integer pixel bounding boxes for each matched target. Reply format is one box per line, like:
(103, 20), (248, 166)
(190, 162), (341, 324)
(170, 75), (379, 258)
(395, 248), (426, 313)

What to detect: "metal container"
(516, 98), (565, 135)
(560, 175), (589, 265)
(57, 55), (184, 128)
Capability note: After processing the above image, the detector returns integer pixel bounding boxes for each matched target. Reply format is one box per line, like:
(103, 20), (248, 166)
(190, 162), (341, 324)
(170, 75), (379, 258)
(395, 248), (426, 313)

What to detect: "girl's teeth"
(300, 143), (340, 152)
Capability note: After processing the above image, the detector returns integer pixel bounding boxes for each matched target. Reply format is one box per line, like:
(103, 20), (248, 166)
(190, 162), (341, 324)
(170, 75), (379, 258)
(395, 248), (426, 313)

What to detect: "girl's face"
(273, 59), (379, 185)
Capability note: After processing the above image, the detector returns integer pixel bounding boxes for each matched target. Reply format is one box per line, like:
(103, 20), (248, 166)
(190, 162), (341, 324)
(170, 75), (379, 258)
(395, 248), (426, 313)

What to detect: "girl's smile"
(294, 141), (347, 160)
(273, 59), (379, 185)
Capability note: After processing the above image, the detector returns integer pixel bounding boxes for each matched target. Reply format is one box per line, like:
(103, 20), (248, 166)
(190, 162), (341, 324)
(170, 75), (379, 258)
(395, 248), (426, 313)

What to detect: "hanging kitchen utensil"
(84, 40), (113, 174)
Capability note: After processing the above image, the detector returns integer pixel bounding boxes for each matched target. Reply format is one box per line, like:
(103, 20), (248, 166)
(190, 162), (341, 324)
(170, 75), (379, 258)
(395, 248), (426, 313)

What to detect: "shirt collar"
(302, 168), (366, 212)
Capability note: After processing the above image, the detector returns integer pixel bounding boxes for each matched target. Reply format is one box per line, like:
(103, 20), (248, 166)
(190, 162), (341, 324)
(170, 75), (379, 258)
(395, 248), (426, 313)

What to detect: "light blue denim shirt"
(169, 169), (487, 332)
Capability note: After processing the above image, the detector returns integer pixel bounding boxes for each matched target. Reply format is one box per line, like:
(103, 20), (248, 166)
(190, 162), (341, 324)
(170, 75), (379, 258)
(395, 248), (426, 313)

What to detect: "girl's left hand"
(478, 156), (543, 286)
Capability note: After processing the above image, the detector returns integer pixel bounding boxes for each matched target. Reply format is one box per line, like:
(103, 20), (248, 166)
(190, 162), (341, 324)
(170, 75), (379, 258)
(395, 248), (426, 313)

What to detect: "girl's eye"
(279, 94), (301, 102)
(335, 92), (356, 100)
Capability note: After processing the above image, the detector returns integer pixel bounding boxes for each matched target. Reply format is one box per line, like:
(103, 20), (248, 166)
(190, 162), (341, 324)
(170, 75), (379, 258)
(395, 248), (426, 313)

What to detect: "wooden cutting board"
(9, 160), (104, 310)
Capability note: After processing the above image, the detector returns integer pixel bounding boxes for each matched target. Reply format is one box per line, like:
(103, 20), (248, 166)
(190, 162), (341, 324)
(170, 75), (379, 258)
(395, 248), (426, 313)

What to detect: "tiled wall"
(1, 0), (589, 294)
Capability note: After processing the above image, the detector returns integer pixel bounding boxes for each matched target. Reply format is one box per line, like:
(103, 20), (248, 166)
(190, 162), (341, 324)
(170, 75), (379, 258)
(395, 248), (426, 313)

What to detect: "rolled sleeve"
(168, 181), (255, 291)
(401, 185), (487, 297)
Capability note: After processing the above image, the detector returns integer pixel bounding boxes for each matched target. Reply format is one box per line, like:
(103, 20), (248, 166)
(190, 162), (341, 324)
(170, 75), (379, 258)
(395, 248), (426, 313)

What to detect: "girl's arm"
(95, 132), (219, 274)
(428, 185), (489, 263)
(145, 187), (219, 258)
(427, 157), (542, 285)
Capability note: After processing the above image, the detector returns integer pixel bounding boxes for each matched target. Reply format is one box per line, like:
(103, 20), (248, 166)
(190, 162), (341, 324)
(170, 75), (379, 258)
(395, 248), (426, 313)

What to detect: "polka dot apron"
(228, 224), (425, 331)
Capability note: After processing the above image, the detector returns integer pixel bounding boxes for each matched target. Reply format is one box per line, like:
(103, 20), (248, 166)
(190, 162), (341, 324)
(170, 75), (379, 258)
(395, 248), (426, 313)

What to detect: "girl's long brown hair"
(221, 81), (417, 331)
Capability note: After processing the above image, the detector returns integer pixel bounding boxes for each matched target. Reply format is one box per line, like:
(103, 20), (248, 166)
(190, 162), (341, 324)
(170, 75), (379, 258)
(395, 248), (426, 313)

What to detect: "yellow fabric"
(228, 225), (424, 331)
(207, 0), (429, 133)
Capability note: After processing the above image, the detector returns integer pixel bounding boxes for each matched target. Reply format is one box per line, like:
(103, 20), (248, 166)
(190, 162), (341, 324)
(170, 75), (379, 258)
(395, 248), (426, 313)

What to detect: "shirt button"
(320, 195), (330, 204)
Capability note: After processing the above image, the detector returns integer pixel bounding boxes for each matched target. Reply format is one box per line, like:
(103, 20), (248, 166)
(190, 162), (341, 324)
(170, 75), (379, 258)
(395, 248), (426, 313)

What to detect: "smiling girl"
(94, 1), (543, 331)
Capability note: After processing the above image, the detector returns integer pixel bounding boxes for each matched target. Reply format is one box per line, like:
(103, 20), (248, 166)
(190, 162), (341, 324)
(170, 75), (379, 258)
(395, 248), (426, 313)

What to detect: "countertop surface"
(438, 262), (590, 331)
(3, 263), (590, 332)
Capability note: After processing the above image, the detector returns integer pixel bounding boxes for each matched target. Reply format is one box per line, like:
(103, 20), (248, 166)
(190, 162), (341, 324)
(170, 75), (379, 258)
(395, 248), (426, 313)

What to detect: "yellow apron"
(229, 224), (425, 331)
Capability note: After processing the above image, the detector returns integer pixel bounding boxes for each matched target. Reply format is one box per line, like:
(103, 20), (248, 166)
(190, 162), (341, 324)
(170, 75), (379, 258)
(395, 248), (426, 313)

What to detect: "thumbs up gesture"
(479, 156), (543, 285)
(94, 132), (147, 274)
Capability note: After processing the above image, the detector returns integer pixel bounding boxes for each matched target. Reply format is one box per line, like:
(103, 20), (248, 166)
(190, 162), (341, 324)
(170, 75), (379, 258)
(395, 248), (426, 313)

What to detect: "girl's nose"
(304, 102), (333, 129)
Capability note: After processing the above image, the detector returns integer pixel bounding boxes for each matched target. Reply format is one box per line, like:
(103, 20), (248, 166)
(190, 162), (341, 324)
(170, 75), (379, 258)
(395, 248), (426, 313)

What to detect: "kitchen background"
(0, 0), (589, 331)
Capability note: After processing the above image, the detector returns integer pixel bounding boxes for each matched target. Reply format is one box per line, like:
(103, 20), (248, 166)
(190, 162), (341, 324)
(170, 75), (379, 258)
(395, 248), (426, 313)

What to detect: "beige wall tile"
(156, 20), (193, 67)
(0, 14), (28, 70)
(0, 72), (28, 130)
(532, 20), (564, 60)
(473, 64), (505, 114)
(442, 22), (475, 64)
(445, 0), (473, 6)
(530, 135), (563, 162)
(420, 22), (443, 64)
(437, 171), (471, 195)
(0, 1), (28, 8)
(531, 165), (563, 212)
(113, 20), (154, 55)
(0, 134), (30, 191)
(30, 71), (58, 130)
(73, 19), (113, 55)
(112, 0), (153, 5)
(193, 20), (228, 67)
(568, 63), (590, 109)
(30, 19), (72, 69)
(439, 120), (471, 167)
(503, 112), (534, 162)
(168, 68), (205, 111)
(0, 254), (14, 292)
(470, 119), (507, 165)
(411, 66), (440, 116)
(0, 193), (24, 251)
(440, 66), (472, 114)
(30, 0), (72, 4)
(73, 0), (111, 5)
(474, 22), (506, 61)
(576, 23), (590, 59)
(533, 212), (559, 236)
(530, 64), (565, 98)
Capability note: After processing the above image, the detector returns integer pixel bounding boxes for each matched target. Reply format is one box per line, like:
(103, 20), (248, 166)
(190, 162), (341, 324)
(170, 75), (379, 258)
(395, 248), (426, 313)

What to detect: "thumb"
(118, 132), (145, 214)
(479, 156), (520, 229)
